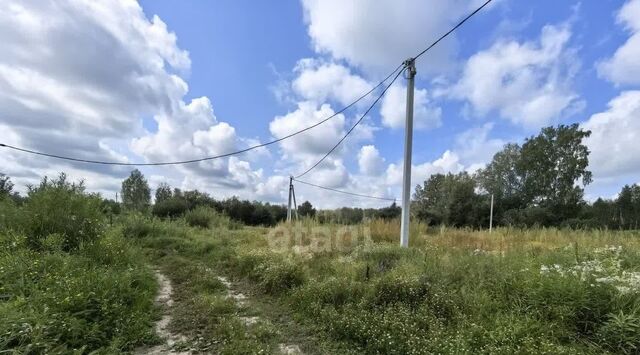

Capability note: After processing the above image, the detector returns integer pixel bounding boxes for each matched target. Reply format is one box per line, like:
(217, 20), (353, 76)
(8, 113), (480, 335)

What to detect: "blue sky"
(1, 0), (639, 207)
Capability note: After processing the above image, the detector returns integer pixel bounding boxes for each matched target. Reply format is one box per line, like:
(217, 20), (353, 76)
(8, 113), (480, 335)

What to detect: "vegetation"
(2, 167), (640, 354)
(121, 169), (151, 212)
(121, 215), (640, 354)
(412, 124), (640, 230)
(2, 123), (640, 353)
(0, 175), (157, 353)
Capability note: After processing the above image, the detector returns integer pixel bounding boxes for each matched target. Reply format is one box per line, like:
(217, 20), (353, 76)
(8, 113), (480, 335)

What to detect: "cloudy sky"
(1, 0), (639, 208)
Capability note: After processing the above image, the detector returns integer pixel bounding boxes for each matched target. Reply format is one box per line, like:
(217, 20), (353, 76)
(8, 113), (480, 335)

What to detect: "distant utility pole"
(287, 176), (298, 222)
(489, 194), (494, 233)
(287, 176), (293, 222)
(400, 58), (416, 248)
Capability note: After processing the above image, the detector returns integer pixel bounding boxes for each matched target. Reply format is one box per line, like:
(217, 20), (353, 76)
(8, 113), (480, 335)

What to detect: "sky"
(1, 0), (639, 208)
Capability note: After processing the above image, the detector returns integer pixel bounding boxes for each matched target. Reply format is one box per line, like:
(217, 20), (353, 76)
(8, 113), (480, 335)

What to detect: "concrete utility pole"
(287, 176), (293, 222)
(292, 183), (299, 220)
(489, 194), (494, 233)
(400, 58), (416, 248)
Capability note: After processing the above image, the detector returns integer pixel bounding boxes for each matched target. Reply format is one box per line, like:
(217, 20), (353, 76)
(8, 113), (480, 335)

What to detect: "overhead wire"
(294, 65), (405, 179)
(293, 178), (396, 202)
(0, 63), (405, 166)
(413, 0), (493, 61)
(293, 0), (493, 179)
(0, 0), (494, 207)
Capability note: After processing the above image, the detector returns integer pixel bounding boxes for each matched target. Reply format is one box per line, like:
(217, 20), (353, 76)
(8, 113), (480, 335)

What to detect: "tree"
(517, 124), (592, 222)
(121, 169), (151, 211)
(376, 202), (401, 220)
(0, 173), (14, 199)
(477, 124), (593, 227)
(477, 144), (524, 211)
(155, 182), (172, 204)
(413, 172), (484, 227)
(617, 184), (640, 229)
(298, 201), (316, 217)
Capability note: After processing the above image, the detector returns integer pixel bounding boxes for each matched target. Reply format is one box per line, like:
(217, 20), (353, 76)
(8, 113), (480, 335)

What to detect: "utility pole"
(292, 183), (299, 220)
(400, 58), (416, 248)
(287, 176), (293, 223)
(489, 194), (494, 233)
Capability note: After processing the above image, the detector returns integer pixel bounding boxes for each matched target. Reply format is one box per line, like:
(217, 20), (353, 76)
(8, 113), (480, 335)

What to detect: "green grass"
(0, 229), (158, 353)
(134, 217), (640, 354)
(4, 193), (640, 354)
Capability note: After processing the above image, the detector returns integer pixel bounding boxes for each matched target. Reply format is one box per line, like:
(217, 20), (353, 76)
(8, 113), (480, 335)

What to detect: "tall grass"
(231, 219), (640, 353)
(0, 177), (158, 353)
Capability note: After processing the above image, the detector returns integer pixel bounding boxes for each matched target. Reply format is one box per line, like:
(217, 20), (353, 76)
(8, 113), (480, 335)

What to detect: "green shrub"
(368, 274), (431, 307)
(0, 198), (18, 232)
(19, 173), (104, 251)
(184, 206), (235, 229)
(152, 197), (189, 218)
(0, 231), (157, 353)
(259, 259), (306, 294)
(185, 206), (214, 228)
(598, 310), (640, 354)
(122, 214), (157, 239)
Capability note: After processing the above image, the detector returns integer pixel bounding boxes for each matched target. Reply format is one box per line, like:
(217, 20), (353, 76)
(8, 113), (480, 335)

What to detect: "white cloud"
(255, 175), (289, 202)
(292, 59), (372, 106)
(300, 0), (489, 73)
(269, 102), (345, 162)
(582, 91), (640, 180)
(597, 0), (640, 86)
(380, 84), (442, 130)
(386, 150), (463, 187)
(0, 0), (266, 198)
(454, 123), (505, 169)
(358, 145), (385, 175)
(448, 24), (583, 128)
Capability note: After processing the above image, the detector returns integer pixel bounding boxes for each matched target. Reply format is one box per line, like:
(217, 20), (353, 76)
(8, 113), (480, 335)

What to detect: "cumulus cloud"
(582, 91), (640, 180)
(386, 150), (463, 187)
(454, 123), (505, 170)
(0, 0), (265, 197)
(447, 24), (583, 128)
(380, 84), (442, 130)
(300, 0), (491, 73)
(292, 59), (372, 106)
(269, 102), (346, 162)
(358, 145), (385, 175)
(597, 0), (640, 86)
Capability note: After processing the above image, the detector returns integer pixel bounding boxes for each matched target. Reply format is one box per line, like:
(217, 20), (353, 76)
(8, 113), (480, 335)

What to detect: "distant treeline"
(2, 124), (639, 230)
(411, 124), (640, 230)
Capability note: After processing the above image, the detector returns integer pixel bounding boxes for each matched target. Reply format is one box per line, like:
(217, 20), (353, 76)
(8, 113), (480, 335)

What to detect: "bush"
(184, 206), (236, 229)
(122, 215), (156, 239)
(185, 206), (216, 228)
(0, 198), (19, 232)
(19, 174), (104, 251)
(259, 259), (306, 294)
(0, 231), (157, 353)
(598, 311), (640, 354)
(152, 197), (189, 218)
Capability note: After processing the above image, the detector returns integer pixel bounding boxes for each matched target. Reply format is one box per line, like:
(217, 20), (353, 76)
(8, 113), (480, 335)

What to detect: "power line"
(293, 0), (492, 179)
(0, 63), (405, 167)
(294, 65), (404, 179)
(0, 1), (492, 169)
(293, 178), (396, 202)
(414, 0), (493, 60)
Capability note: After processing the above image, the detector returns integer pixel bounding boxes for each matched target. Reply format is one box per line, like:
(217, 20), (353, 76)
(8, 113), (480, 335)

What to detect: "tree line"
(1, 123), (638, 230)
(411, 124), (640, 229)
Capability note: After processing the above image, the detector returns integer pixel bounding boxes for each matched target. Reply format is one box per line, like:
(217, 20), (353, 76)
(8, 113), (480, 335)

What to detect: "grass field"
(134, 216), (640, 354)
(3, 202), (640, 353)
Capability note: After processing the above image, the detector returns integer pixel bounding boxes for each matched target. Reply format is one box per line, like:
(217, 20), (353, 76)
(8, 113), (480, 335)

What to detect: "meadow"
(2, 182), (640, 353)
(133, 216), (640, 354)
